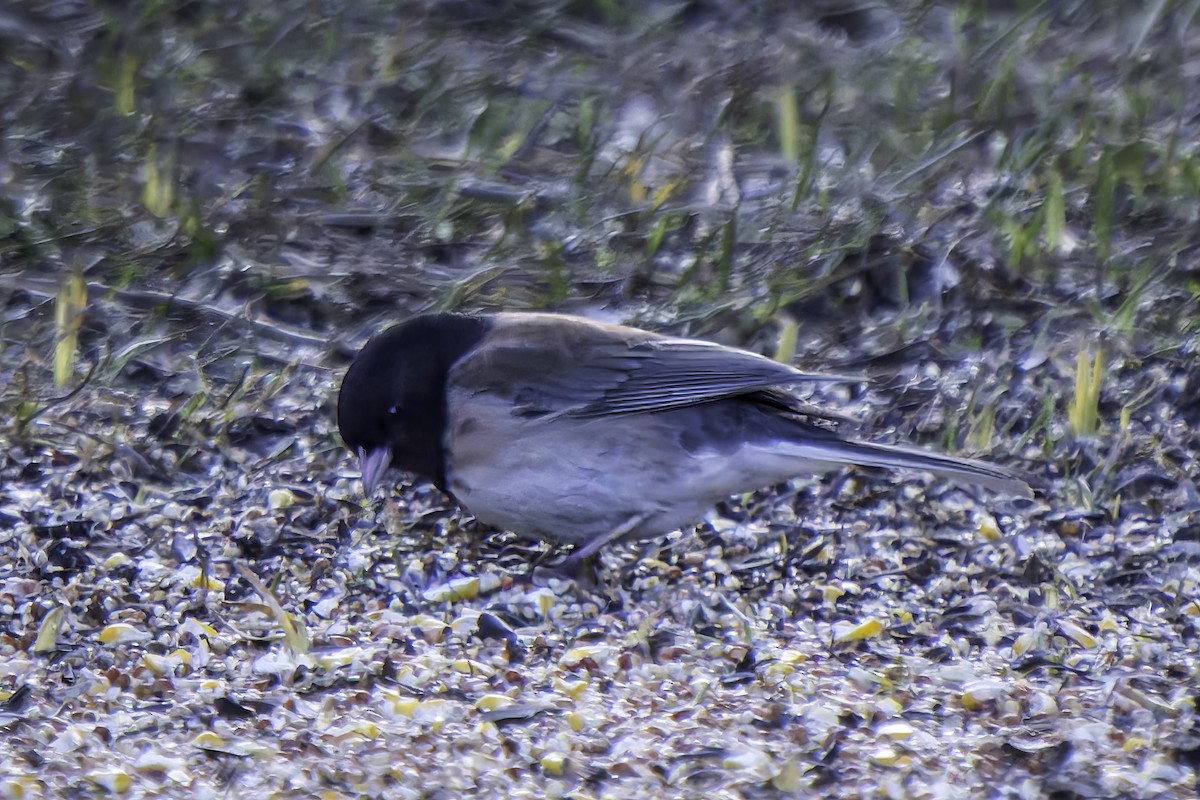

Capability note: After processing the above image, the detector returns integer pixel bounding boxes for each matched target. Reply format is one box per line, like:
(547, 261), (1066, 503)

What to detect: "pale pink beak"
(357, 446), (392, 495)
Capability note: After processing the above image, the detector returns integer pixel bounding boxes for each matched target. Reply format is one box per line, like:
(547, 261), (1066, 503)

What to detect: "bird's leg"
(551, 512), (651, 579)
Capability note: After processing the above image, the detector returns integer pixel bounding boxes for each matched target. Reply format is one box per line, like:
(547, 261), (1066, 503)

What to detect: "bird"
(337, 311), (1030, 568)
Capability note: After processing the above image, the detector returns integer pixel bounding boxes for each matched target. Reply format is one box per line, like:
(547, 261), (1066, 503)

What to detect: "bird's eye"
(388, 405), (401, 415)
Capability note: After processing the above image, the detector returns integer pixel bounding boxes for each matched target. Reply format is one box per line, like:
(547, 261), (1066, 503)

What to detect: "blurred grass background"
(3, 1), (1196, 316)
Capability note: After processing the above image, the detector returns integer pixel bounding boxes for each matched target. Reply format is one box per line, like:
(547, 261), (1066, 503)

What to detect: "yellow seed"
(869, 747), (909, 766)
(833, 618), (884, 643)
(188, 620), (218, 638)
(875, 697), (903, 717)
(541, 752), (567, 777)
(553, 675), (588, 699)
(390, 697), (419, 718)
(961, 692), (986, 711)
(423, 574), (501, 603)
(98, 622), (147, 644)
(820, 584), (845, 603)
(328, 721), (379, 741)
(141, 653), (171, 677)
(191, 572), (225, 591)
(976, 514), (1001, 541)
(475, 694), (513, 712)
(562, 644), (609, 665)
(103, 553), (132, 570)
(763, 662), (795, 680)
(453, 659), (495, 677)
(32, 607), (64, 653)
(89, 769), (131, 793)
(1058, 620), (1097, 648)
(192, 731), (226, 749)
(876, 721), (915, 739)
(530, 588), (557, 617)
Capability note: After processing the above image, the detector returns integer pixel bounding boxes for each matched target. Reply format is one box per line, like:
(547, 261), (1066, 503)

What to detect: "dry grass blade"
(235, 563), (310, 655)
(53, 271), (87, 388)
(1068, 345), (1103, 437)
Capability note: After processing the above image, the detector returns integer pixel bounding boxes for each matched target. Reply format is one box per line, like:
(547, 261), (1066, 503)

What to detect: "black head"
(337, 313), (492, 491)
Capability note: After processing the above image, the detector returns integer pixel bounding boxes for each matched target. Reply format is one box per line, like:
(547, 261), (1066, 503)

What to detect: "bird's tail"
(781, 437), (1032, 496)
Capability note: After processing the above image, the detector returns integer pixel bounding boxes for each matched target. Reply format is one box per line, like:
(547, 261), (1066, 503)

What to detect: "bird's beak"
(357, 446), (392, 495)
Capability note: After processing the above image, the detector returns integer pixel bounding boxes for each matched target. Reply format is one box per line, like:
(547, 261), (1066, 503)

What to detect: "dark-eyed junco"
(337, 312), (1029, 565)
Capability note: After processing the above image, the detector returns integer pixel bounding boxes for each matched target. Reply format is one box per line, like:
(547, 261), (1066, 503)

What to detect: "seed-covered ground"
(1, 2), (1198, 798)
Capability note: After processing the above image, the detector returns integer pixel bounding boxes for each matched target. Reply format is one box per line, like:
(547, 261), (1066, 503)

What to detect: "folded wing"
(453, 313), (856, 418)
